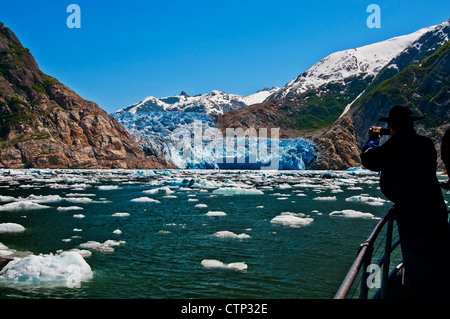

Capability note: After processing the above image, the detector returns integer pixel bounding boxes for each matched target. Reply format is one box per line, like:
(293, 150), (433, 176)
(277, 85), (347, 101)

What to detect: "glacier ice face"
(112, 111), (317, 170)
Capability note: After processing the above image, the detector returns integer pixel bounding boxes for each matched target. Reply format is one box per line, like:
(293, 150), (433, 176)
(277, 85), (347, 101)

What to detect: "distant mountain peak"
(116, 87), (280, 115)
(269, 23), (440, 100)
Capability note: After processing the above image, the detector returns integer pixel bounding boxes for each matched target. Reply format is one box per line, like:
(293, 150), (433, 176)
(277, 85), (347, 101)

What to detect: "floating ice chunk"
(98, 185), (120, 190)
(214, 231), (250, 239)
(201, 259), (225, 268)
(270, 212), (313, 227)
(79, 240), (125, 253)
(206, 211), (227, 216)
(0, 200), (50, 211)
(143, 187), (174, 194)
(130, 197), (160, 203)
(0, 195), (16, 202)
(227, 262), (248, 271)
(25, 194), (63, 203)
(201, 259), (247, 271)
(212, 187), (263, 195)
(345, 195), (386, 206)
(113, 229), (122, 235)
(329, 209), (375, 219)
(0, 223), (25, 233)
(73, 214), (85, 218)
(276, 183), (292, 189)
(64, 197), (93, 204)
(313, 196), (337, 201)
(0, 251), (93, 286)
(66, 193), (96, 197)
(347, 187), (364, 190)
(195, 204), (208, 208)
(112, 212), (130, 217)
(66, 249), (92, 258)
(79, 241), (102, 249)
(188, 198), (199, 202)
(57, 206), (84, 211)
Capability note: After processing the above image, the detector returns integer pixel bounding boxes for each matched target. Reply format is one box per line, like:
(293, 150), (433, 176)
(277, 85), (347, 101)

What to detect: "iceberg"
(0, 223), (25, 233)
(329, 209), (375, 219)
(57, 206), (84, 211)
(212, 187), (263, 195)
(130, 197), (160, 203)
(214, 231), (251, 239)
(201, 259), (248, 271)
(205, 211), (227, 216)
(270, 212), (314, 227)
(0, 200), (50, 211)
(345, 195), (387, 206)
(0, 251), (93, 286)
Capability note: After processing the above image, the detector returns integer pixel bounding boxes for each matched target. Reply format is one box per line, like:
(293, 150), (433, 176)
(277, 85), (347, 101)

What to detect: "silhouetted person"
(361, 105), (449, 298)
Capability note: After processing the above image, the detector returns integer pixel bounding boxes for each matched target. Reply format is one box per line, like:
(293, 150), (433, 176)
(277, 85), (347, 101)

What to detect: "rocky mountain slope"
(314, 38), (450, 169)
(218, 19), (449, 169)
(0, 22), (172, 169)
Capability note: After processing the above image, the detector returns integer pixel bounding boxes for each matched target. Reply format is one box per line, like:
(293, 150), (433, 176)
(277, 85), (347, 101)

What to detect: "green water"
(0, 169), (448, 299)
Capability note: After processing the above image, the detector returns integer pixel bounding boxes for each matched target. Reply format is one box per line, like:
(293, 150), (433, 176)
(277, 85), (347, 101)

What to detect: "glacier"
(112, 111), (316, 170)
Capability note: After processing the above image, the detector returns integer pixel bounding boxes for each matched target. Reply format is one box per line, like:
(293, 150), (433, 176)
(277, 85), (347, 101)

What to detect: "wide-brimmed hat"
(378, 105), (425, 122)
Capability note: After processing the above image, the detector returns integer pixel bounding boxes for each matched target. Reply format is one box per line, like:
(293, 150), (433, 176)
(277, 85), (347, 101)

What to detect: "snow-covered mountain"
(116, 87), (280, 116)
(269, 24), (437, 100)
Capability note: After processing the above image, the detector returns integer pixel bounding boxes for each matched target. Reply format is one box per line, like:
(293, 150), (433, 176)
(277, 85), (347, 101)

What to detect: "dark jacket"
(361, 131), (447, 231)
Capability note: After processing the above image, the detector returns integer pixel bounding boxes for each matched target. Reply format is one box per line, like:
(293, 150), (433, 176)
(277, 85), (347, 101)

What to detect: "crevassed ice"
(113, 111), (317, 170)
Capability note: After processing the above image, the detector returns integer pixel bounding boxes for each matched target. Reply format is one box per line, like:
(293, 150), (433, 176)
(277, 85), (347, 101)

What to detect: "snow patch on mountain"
(270, 24), (436, 99)
(116, 88), (279, 116)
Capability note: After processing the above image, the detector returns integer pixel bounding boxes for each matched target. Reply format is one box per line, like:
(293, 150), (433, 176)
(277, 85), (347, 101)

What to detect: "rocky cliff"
(0, 22), (172, 169)
(218, 20), (449, 170)
(312, 40), (450, 169)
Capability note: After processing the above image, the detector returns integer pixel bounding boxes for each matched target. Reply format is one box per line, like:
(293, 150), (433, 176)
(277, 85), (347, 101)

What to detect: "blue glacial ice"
(112, 112), (317, 170)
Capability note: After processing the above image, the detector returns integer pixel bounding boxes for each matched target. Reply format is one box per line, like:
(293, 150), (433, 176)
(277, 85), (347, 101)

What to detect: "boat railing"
(334, 208), (402, 299)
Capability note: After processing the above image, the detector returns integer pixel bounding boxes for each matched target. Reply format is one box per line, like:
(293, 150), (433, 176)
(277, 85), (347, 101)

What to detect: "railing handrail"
(334, 208), (395, 299)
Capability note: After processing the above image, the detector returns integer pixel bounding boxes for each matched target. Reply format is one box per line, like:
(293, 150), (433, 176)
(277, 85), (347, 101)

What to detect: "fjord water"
(0, 169), (448, 299)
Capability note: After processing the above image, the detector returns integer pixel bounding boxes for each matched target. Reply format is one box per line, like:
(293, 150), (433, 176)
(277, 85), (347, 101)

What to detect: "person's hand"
(369, 126), (382, 139)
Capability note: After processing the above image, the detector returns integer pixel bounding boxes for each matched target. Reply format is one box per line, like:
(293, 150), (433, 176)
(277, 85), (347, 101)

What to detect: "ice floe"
(0, 200), (50, 211)
(79, 239), (126, 253)
(0, 251), (93, 286)
(212, 187), (263, 195)
(270, 212), (314, 227)
(345, 195), (386, 206)
(213, 231), (251, 239)
(112, 212), (130, 217)
(57, 206), (84, 211)
(313, 196), (337, 201)
(329, 209), (375, 219)
(201, 259), (248, 271)
(206, 211), (227, 216)
(0, 223), (25, 233)
(130, 197), (161, 203)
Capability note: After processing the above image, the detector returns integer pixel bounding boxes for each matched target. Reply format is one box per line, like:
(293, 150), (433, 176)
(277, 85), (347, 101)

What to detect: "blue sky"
(1, 1), (449, 113)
